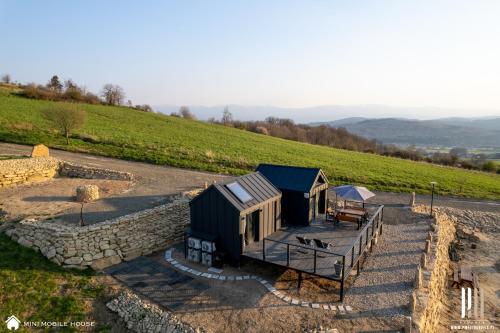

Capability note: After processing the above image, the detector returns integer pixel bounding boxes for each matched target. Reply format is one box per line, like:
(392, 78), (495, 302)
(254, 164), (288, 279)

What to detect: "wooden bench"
(452, 264), (475, 288)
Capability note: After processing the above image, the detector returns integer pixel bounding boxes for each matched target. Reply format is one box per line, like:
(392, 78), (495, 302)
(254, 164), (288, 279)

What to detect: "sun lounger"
(313, 238), (333, 250)
(295, 236), (312, 254)
(296, 236), (312, 246)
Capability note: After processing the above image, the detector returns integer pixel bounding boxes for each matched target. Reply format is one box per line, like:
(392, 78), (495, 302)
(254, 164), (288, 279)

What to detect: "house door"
(311, 195), (317, 219)
(318, 190), (326, 214)
(245, 210), (260, 245)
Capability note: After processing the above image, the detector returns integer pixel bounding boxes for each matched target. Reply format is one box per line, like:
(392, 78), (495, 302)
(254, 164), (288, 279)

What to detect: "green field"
(0, 233), (113, 332)
(0, 88), (499, 199)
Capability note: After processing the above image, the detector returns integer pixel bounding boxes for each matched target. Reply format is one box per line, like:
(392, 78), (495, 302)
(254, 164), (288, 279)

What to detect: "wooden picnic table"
(338, 208), (366, 217)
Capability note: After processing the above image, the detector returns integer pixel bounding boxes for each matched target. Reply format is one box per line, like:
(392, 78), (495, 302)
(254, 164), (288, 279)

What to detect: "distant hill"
(313, 117), (500, 148)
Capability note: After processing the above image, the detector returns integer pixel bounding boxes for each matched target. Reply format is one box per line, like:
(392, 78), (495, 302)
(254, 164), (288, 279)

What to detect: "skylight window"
(226, 182), (253, 203)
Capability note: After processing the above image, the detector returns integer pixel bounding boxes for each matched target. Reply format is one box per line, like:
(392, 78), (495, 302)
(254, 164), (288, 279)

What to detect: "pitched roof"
(213, 172), (281, 212)
(256, 164), (329, 192)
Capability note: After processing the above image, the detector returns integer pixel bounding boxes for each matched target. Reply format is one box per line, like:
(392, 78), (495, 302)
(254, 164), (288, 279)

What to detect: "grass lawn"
(0, 233), (115, 332)
(0, 87), (499, 199)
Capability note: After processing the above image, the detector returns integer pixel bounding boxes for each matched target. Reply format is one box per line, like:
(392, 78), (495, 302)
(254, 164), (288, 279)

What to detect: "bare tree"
(221, 106), (233, 125)
(1, 74), (11, 84)
(179, 106), (196, 120)
(42, 103), (86, 144)
(101, 84), (125, 105)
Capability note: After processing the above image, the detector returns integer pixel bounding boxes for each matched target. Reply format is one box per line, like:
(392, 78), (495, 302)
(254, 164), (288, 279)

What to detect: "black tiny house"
(256, 164), (329, 226)
(189, 172), (281, 262)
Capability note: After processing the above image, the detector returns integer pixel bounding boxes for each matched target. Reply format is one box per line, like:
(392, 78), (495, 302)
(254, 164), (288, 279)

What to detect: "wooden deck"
(242, 205), (384, 283)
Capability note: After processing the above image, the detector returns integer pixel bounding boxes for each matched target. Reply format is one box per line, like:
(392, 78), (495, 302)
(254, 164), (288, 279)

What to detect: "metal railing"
(261, 204), (384, 301)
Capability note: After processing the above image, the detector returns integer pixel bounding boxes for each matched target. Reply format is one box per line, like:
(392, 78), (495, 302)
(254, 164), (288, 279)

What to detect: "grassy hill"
(0, 87), (499, 199)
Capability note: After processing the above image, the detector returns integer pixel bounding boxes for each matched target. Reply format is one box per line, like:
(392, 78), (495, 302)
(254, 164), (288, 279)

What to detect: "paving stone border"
(164, 249), (354, 314)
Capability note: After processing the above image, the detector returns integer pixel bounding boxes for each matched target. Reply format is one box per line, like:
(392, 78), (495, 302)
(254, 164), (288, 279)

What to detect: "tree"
(179, 106), (196, 120)
(1, 74), (11, 84)
(221, 106), (233, 125)
(449, 147), (467, 157)
(135, 104), (153, 112)
(42, 103), (86, 144)
(101, 84), (125, 105)
(47, 75), (63, 92)
(481, 161), (497, 173)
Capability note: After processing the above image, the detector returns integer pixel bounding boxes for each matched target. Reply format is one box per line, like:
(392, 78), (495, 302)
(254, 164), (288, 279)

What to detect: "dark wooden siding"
(279, 189), (309, 226)
(190, 186), (281, 262)
(190, 187), (241, 260)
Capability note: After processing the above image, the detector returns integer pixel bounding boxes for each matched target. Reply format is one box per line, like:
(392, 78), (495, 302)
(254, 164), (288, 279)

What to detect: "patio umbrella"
(332, 185), (375, 202)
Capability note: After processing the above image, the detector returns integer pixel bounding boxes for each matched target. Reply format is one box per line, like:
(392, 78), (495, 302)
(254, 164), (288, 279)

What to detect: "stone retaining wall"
(410, 205), (456, 333)
(58, 161), (134, 181)
(0, 157), (59, 187)
(5, 198), (190, 270)
(107, 291), (204, 333)
(0, 157), (133, 188)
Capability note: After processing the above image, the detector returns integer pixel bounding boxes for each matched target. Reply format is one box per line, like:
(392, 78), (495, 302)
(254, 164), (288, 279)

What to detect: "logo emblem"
(5, 315), (21, 331)
(461, 287), (484, 319)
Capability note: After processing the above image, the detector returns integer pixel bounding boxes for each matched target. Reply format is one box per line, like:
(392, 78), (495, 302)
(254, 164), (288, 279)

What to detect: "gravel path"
(345, 220), (430, 322)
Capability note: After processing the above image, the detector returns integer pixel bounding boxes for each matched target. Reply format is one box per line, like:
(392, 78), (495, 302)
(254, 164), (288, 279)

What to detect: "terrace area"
(242, 203), (384, 300)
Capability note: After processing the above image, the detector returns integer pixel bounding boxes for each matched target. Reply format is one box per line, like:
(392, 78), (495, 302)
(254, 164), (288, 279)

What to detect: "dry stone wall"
(107, 291), (204, 333)
(5, 198), (190, 270)
(0, 157), (133, 188)
(0, 157), (59, 187)
(410, 205), (456, 333)
(58, 161), (133, 181)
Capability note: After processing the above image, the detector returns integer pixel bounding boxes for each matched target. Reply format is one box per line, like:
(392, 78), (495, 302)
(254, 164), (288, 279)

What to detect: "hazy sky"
(1, 0), (499, 119)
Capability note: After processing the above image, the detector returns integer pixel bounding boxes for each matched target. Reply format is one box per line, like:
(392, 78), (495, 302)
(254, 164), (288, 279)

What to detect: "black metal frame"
(257, 204), (384, 301)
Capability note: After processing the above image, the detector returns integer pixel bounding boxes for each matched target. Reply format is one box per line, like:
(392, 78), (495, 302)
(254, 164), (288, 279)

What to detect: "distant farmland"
(0, 88), (499, 200)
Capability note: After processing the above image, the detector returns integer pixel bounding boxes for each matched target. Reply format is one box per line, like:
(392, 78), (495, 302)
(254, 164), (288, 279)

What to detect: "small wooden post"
(414, 266), (422, 288)
(313, 250), (317, 273)
(286, 244), (290, 266)
(340, 256), (346, 301)
(425, 240), (431, 254)
(262, 238), (266, 261)
(420, 253), (427, 269)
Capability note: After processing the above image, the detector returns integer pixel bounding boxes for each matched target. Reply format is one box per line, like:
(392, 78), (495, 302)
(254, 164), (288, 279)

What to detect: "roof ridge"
(257, 163), (321, 171)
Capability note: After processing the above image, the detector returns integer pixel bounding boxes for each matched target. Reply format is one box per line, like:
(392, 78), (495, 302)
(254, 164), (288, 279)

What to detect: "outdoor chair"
(295, 236), (312, 254)
(296, 236), (312, 246)
(313, 238), (333, 250)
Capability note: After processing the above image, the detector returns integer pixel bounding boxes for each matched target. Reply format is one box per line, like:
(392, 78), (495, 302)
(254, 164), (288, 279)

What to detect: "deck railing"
(262, 204), (384, 301)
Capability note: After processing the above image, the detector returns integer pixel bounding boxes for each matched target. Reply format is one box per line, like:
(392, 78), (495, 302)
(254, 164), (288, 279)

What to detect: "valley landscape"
(1, 1), (499, 333)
